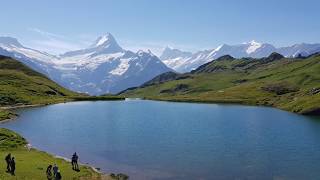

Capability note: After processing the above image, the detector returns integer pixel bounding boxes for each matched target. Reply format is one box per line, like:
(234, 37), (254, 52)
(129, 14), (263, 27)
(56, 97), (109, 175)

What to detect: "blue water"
(1, 100), (320, 179)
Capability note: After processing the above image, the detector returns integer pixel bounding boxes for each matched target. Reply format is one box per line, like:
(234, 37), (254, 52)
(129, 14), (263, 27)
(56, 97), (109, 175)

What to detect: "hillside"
(0, 55), (80, 105)
(0, 55), (123, 121)
(121, 53), (320, 115)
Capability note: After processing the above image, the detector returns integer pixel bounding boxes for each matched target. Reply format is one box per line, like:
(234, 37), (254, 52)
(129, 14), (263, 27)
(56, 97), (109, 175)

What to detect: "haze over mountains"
(0, 33), (320, 95)
(161, 41), (320, 72)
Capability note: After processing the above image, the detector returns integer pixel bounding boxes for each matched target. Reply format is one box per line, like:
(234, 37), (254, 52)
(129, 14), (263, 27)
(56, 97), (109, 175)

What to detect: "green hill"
(0, 55), (80, 121)
(0, 55), (79, 106)
(0, 55), (124, 121)
(121, 53), (320, 115)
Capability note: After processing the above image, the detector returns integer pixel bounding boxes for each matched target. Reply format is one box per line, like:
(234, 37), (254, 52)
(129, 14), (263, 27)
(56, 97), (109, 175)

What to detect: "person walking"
(5, 153), (11, 172)
(55, 170), (62, 180)
(46, 165), (53, 180)
(10, 157), (15, 175)
(53, 164), (58, 177)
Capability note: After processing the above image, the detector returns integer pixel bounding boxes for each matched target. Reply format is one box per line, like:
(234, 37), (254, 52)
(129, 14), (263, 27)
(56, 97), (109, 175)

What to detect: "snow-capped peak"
(244, 40), (261, 45)
(91, 33), (119, 48)
(245, 40), (262, 54)
(61, 33), (123, 57)
(0, 36), (23, 47)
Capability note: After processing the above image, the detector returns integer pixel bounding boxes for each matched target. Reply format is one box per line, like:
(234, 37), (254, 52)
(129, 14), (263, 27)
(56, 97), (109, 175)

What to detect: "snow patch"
(109, 58), (131, 75)
(246, 40), (262, 54)
(96, 35), (108, 46)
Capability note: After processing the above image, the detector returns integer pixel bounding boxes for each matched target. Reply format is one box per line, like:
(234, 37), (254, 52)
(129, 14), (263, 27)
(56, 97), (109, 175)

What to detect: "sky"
(0, 0), (319, 55)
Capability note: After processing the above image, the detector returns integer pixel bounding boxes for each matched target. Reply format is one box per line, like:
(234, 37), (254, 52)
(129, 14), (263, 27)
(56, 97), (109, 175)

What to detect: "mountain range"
(160, 41), (320, 72)
(1, 34), (320, 95)
(0, 34), (171, 95)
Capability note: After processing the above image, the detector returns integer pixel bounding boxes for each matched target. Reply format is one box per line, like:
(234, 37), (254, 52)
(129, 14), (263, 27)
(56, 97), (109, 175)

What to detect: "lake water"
(1, 100), (320, 179)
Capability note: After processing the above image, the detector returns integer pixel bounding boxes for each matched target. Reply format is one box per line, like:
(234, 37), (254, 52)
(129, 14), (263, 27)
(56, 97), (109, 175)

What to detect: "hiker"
(10, 157), (15, 175)
(5, 153), (11, 172)
(71, 152), (79, 171)
(53, 164), (58, 177)
(55, 170), (62, 180)
(46, 165), (53, 180)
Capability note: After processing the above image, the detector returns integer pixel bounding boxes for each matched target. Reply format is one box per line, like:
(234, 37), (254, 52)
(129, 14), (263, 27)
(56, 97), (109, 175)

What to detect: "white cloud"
(25, 28), (91, 55)
(28, 28), (65, 39)
(29, 39), (83, 54)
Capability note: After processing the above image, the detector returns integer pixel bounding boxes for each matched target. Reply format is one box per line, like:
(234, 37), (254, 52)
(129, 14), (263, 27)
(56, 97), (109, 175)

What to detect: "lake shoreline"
(2, 99), (320, 179)
(0, 99), (128, 179)
(0, 97), (126, 123)
(141, 97), (320, 116)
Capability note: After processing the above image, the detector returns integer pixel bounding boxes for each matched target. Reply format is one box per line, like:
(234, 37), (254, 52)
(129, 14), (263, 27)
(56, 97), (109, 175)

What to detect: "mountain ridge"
(161, 41), (320, 72)
(1, 34), (320, 95)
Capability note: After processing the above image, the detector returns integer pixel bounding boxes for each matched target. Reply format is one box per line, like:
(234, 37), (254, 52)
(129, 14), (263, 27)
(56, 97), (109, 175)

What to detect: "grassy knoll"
(122, 53), (320, 115)
(0, 128), (102, 179)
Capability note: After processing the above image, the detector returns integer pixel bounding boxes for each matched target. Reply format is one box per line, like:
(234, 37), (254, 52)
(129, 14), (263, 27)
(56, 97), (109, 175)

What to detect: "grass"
(122, 54), (320, 115)
(0, 109), (15, 121)
(0, 128), (102, 179)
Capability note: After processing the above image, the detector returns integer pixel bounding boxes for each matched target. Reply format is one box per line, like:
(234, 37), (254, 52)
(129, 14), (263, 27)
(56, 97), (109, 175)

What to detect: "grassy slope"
(122, 55), (320, 115)
(0, 128), (101, 179)
(0, 56), (79, 106)
(0, 55), (123, 121)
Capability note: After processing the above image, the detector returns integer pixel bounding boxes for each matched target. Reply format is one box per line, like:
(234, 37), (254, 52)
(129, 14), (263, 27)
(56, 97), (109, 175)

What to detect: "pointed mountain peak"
(61, 33), (123, 57)
(0, 36), (23, 47)
(91, 33), (118, 47)
(88, 33), (122, 54)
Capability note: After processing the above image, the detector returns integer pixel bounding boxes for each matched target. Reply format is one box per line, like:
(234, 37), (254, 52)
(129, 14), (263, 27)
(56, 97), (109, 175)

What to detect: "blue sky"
(0, 0), (319, 55)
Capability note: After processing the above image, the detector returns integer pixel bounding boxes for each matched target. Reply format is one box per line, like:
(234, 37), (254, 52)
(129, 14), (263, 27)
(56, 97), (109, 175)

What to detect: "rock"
(261, 83), (299, 95)
(173, 84), (189, 92)
(160, 84), (189, 94)
(233, 79), (247, 84)
(309, 87), (320, 95)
